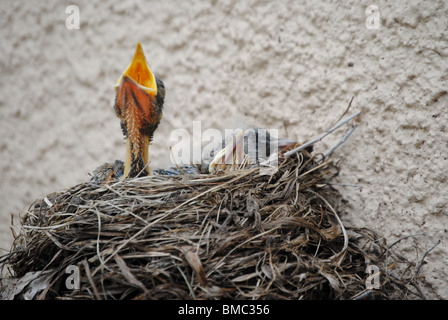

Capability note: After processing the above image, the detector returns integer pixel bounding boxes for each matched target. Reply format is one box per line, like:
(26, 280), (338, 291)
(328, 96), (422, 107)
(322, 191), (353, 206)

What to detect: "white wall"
(0, 0), (446, 298)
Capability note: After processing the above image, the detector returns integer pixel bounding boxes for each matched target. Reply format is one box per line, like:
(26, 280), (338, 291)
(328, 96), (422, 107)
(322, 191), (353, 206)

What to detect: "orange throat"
(124, 135), (150, 178)
(116, 76), (160, 179)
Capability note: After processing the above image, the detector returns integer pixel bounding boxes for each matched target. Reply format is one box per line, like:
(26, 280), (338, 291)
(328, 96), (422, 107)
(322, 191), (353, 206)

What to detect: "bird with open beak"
(207, 129), (298, 173)
(90, 43), (296, 182)
(114, 42), (165, 179)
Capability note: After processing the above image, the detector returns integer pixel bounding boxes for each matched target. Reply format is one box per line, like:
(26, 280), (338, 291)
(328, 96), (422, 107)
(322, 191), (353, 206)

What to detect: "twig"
(388, 233), (426, 250)
(410, 240), (440, 300)
(94, 207), (107, 270)
(308, 190), (348, 264)
(327, 183), (362, 190)
(414, 239), (441, 280)
(387, 273), (425, 299)
(351, 289), (375, 300)
(284, 111), (361, 157)
(177, 265), (196, 300)
(315, 123), (359, 163)
(114, 254), (150, 296)
(207, 229), (276, 276)
(82, 260), (102, 300)
(378, 232), (426, 258)
(327, 96), (355, 130)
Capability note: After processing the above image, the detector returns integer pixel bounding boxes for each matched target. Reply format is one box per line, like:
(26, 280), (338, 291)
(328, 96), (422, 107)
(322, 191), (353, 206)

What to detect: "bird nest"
(1, 147), (424, 300)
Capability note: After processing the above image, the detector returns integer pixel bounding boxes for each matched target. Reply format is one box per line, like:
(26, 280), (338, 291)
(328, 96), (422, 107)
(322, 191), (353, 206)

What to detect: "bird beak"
(208, 130), (246, 173)
(208, 130), (298, 173)
(115, 42), (158, 96)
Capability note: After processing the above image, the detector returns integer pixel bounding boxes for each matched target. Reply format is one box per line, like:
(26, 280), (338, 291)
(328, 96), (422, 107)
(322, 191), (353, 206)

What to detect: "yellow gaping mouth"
(115, 42), (158, 96)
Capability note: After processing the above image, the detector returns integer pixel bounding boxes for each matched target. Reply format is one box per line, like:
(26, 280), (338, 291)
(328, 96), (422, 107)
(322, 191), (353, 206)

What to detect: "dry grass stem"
(0, 122), (429, 300)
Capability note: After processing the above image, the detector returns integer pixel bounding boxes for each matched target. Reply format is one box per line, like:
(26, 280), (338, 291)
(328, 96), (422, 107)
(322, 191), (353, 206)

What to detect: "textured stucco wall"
(0, 0), (447, 298)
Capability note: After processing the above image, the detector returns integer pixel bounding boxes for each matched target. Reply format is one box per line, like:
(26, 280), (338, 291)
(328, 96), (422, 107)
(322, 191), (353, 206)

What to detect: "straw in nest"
(0, 113), (431, 300)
